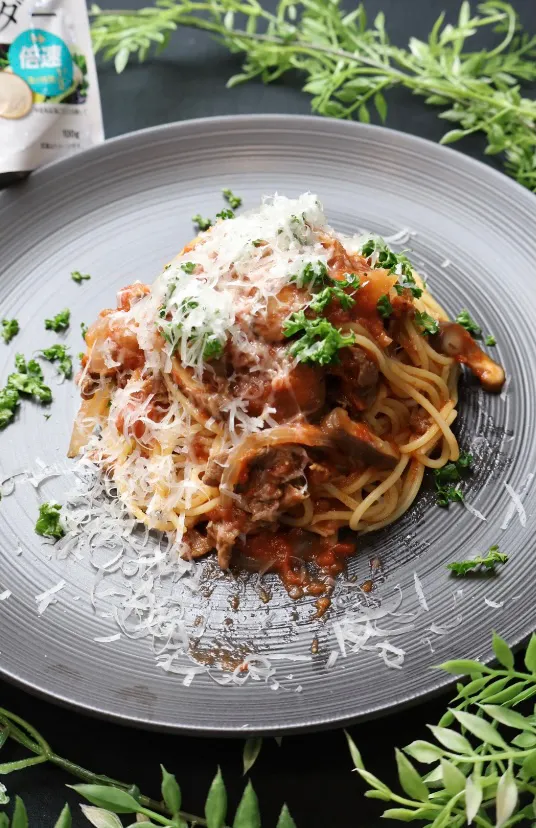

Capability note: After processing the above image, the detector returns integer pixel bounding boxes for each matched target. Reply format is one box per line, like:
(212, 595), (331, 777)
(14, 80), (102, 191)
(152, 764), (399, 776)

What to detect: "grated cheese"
(413, 572), (429, 611)
(35, 579), (66, 615)
(94, 633), (121, 643)
(0, 589), (11, 601)
(501, 476), (533, 530)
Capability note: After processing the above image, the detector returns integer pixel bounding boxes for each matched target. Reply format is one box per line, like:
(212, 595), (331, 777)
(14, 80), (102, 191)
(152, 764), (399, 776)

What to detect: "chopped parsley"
(252, 239), (264, 248)
(35, 502), (64, 539)
(1, 318), (19, 344)
(81, 322), (88, 339)
(309, 274), (359, 314)
(192, 214), (213, 232)
(39, 344), (73, 379)
(203, 336), (224, 360)
(485, 334), (496, 346)
(434, 452), (473, 507)
(456, 309), (481, 338)
(216, 209), (234, 220)
(8, 354), (52, 403)
(283, 312), (355, 365)
(45, 309), (70, 332)
(222, 188), (242, 210)
(393, 272), (422, 299)
(181, 262), (196, 275)
(377, 294), (393, 319)
(447, 545), (508, 576)
(0, 386), (19, 429)
(414, 310), (440, 335)
(71, 270), (91, 284)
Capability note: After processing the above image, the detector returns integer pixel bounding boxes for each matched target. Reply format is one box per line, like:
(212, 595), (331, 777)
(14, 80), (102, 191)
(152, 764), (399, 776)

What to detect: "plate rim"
(0, 114), (534, 734)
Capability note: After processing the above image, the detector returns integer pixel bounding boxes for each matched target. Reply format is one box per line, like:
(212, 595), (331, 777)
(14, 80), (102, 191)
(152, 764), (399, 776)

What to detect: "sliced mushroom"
(433, 322), (505, 392)
(320, 407), (399, 470)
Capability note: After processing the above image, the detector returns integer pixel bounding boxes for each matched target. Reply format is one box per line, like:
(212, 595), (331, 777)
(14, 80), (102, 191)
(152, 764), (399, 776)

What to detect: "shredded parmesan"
(35, 579), (66, 615)
(94, 633), (121, 643)
(463, 500), (487, 521)
(484, 598), (504, 609)
(0, 589), (11, 601)
(501, 475), (533, 530)
(413, 572), (429, 611)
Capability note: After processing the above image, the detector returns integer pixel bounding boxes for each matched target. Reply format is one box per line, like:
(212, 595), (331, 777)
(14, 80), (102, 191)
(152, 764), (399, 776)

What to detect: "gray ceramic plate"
(0, 115), (535, 734)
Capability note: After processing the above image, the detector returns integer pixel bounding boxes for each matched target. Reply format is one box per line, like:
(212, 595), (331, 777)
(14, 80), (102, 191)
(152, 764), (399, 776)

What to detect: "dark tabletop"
(2, 0), (536, 825)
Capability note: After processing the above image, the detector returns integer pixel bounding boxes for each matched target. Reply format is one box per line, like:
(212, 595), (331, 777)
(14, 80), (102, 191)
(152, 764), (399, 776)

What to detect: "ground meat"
(239, 446), (309, 523)
(206, 506), (250, 569)
(182, 528), (212, 559)
(271, 363), (326, 420)
(409, 407), (431, 436)
(328, 346), (379, 412)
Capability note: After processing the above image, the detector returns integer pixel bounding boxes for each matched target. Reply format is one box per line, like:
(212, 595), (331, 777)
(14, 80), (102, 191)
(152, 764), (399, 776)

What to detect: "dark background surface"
(1, 0), (536, 825)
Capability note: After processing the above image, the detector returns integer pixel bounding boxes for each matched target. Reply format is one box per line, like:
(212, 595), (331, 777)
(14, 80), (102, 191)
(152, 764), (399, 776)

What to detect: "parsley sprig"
(434, 450), (472, 507)
(39, 344), (73, 379)
(447, 544), (508, 576)
(7, 354), (52, 404)
(1, 318), (19, 344)
(71, 270), (91, 283)
(414, 310), (439, 335)
(456, 308), (482, 337)
(192, 214), (212, 232)
(92, 1), (536, 193)
(45, 309), (70, 333)
(222, 187), (242, 209)
(35, 502), (65, 539)
(283, 311), (355, 365)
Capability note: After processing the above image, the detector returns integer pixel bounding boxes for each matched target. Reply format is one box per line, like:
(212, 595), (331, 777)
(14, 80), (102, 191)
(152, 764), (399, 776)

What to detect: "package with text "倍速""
(0, 0), (103, 176)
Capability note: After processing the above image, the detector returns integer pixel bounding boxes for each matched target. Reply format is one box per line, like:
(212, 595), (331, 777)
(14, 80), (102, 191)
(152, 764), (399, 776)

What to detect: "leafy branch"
(1, 632), (536, 825)
(90, 0), (536, 191)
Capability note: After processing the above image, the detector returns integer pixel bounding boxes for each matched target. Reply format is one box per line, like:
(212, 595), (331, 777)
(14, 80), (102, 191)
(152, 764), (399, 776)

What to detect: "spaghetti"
(70, 194), (505, 598)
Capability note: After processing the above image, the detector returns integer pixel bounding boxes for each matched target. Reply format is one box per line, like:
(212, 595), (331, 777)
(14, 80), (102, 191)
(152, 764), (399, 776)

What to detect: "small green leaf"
(465, 774), (482, 825)
(80, 807), (122, 828)
(114, 47), (129, 73)
(345, 731), (364, 770)
(69, 785), (140, 814)
(428, 726), (472, 755)
(0, 815), (9, 828)
(492, 631), (514, 670)
(395, 749), (429, 802)
(476, 677), (514, 702)
(161, 766), (181, 816)
(233, 781), (260, 828)
(524, 633), (536, 674)
(374, 91), (387, 122)
(495, 768), (518, 828)
(364, 790), (391, 801)
(452, 710), (508, 749)
(243, 737), (263, 775)
(12, 797), (28, 828)
(440, 759), (466, 796)
(276, 804), (296, 828)
(404, 741), (444, 764)
(205, 768), (227, 828)
(436, 660), (485, 676)
(512, 731), (536, 748)
(480, 704), (535, 732)
(437, 711), (454, 728)
(53, 805), (72, 828)
(380, 808), (422, 821)
(356, 768), (391, 796)
(456, 676), (491, 698)
(358, 104), (370, 123)
(522, 749), (536, 778)
(440, 129), (469, 145)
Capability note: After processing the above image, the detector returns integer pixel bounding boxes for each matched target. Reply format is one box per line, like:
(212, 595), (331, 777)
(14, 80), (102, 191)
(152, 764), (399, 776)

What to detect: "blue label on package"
(8, 29), (73, 98)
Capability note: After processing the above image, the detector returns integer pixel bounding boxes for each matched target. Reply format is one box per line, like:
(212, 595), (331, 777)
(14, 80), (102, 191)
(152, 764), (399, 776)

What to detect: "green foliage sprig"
(90, 1), (536, 191)
(1, 632), (536, 826)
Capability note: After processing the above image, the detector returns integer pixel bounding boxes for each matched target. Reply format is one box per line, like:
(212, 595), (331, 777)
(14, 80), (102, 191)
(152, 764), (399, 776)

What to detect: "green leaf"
(80, 807), (122, 828)
(495, 768), (518, 828)
(380, 808), (422, 821)
(522, 749), (536, 778)
(69, 785), (140, 814)
(452, 710), (508, 749)
(364, 790), (391, 801)
(161, 765), (181, 816)
(465, 774), (483, 825)
(436, 660), (485, 676)
(243, 737), (263, 775)
(114, 47), (129, 73)
(437, 711), (454, 728)
(276, 804), (296, 828)
(0, 755), (48, 774)
(0, 816), (9, 828)
(358, 104), (370, 124)
(440, 759), (466, 795)
(456, 676), (491, 698)
(524, 633), (536, 674)
(492, 631), (514, 670)
(428, 726), (473, 755)
(233, 781), (260, 828)
(53, 805), (72, 828)
(440, 129), (469, 145)
(404, 741), (444, 764)
(205, 768), (227, 828)
(512, 731), (536, 748)
(480, 704), (535, 732)
(345, 731), (364, 770)
(12, 797), (28, 828)
(0, 782), (8, 805)
(356, 768), (391, 796)
(374, 91), (387, 122)
(395, 749), (429, 802)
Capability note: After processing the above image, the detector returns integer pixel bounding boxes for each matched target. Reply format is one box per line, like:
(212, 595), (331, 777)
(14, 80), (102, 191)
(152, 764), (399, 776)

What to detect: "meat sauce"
(238, 528), (356, 601)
